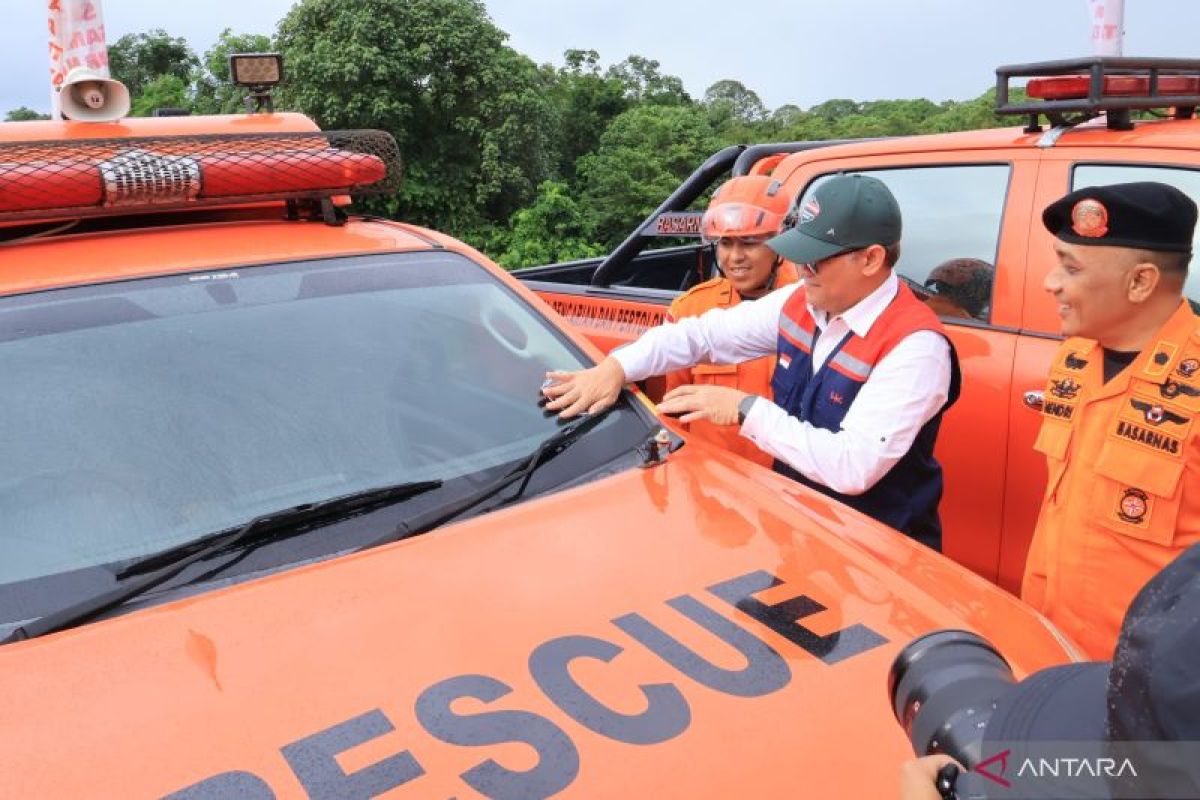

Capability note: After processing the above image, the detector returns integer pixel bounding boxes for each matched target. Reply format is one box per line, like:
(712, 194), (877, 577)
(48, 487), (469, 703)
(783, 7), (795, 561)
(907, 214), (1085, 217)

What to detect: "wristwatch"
(737, 394), (759, 426)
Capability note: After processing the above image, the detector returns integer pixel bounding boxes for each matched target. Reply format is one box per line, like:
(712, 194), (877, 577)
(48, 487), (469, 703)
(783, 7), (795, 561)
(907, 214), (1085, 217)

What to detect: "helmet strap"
(765, 255), (784, 290)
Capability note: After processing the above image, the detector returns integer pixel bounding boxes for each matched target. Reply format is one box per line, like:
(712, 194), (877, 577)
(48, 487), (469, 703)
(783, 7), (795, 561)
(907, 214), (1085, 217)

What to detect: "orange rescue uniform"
(664, 266), (798, 468)
(1022, 300), (1200, 659)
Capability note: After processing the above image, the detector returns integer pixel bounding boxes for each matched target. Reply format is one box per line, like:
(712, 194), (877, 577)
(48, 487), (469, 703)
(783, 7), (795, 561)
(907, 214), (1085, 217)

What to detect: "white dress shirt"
(612, 272), (952, 495)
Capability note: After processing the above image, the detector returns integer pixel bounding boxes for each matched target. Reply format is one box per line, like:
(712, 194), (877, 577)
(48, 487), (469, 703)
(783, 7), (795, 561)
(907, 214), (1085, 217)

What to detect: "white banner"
(48, 0), (110, 118)
(1087, 0), (1125, 57)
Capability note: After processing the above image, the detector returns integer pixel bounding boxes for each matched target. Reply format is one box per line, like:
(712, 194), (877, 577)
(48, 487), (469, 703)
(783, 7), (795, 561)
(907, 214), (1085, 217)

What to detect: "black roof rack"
(995, 56), (1200, 132)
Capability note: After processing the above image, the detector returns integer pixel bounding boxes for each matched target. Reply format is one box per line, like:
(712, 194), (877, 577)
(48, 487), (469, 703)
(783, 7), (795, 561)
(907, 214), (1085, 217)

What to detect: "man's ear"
(861, 244), (888, 277)
(1128, 261), (1162, 304)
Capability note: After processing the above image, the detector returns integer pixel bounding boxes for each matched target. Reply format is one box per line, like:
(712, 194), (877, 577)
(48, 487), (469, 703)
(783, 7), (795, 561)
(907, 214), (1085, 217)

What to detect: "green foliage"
(704, 79), (767, 127)
(605, 55), (691, 106)
(108, 30), (199, 99)
(576, 103), (721, 248)
(129, 74), (191, 117)
(545, 49), (630, 182)
(494, 181), (605, 269)
(276, 0), (553, 236)
(5, 107), (49, 122)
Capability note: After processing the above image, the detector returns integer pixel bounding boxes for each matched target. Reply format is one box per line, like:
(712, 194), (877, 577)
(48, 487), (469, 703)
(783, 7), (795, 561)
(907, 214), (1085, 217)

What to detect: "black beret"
(1042, 181), (1197, 253)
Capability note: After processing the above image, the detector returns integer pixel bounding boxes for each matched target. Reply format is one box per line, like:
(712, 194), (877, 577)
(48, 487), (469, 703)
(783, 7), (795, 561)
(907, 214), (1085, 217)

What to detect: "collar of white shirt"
(809, 272), (899, 338)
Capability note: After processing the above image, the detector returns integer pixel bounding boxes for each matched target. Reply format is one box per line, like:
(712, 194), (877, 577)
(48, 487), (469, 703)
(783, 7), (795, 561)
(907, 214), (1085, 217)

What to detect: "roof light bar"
(0, 130), (401, 222)
(995, 56), (1200, 131)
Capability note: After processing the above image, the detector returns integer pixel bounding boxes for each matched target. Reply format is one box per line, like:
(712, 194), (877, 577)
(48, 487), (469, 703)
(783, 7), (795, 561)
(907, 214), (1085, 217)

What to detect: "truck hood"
(0, 444), (1072, 798)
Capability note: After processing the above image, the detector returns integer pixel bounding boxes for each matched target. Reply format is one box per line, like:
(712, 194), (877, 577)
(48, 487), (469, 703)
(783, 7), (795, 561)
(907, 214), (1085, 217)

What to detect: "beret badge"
(1071, 198), (1109, 238)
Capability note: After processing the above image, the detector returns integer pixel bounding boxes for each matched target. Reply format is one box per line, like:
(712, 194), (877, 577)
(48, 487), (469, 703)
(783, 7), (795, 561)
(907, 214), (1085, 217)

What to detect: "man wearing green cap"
(543, 173), (960, 549)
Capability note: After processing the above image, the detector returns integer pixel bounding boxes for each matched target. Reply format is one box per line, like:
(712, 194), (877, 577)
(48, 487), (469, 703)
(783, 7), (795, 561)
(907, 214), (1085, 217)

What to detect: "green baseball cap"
(767, 174), (902, 265)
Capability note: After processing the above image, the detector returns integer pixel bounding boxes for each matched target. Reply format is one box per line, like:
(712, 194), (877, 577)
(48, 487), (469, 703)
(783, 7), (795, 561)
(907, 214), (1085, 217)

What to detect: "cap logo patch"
(1071, 198), (1109, 238)
(1118, 487), (1148, 524)
(799, 198), (820, 224)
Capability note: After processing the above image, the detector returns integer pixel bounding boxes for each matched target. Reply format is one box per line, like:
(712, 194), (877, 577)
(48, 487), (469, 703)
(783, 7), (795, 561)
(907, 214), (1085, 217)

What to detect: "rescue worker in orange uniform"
(1023, 181), (1200, 660)
(664, 175), (798, 467)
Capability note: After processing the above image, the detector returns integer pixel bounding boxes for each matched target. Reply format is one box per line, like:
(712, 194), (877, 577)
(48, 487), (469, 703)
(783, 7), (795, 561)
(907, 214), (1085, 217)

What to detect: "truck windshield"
(0, 251), (650, 606)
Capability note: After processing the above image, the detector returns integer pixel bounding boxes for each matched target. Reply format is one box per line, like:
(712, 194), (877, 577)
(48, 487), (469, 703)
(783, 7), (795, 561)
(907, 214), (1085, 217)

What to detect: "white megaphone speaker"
(56, 67), (131, 122)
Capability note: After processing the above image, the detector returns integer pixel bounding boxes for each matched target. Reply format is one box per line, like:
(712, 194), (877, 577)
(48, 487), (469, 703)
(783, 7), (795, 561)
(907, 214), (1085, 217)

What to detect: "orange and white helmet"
(700, 175), (791, 243)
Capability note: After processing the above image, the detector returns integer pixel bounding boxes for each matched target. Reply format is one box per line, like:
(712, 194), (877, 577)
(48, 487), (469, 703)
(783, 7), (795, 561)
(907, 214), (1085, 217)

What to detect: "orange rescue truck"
(0, 69), (1076, 797)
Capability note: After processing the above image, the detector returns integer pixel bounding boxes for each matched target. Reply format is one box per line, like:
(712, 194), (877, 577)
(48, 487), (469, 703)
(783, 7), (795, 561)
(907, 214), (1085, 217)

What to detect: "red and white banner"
(48, 0), (110, 117)
(1087, 0), (1125, 57)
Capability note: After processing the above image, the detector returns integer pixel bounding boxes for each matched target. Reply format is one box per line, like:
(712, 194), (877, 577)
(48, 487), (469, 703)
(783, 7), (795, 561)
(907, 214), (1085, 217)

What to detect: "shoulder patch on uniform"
(1145, 341), (1178, 378)
(1050, 377), (1081, 400)
(1065, 352), (1088, 370)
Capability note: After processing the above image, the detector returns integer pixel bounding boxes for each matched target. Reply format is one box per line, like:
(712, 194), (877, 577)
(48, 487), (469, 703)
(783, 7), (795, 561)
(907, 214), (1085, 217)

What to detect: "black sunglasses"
(800, 247), (864, 274)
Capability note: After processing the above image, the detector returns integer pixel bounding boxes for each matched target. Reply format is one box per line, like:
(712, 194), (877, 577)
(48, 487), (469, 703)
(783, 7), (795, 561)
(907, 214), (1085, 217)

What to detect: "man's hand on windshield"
(542, 357), (626, 418)
(900, 755), (961, 800)
(658, 384), (746, 426)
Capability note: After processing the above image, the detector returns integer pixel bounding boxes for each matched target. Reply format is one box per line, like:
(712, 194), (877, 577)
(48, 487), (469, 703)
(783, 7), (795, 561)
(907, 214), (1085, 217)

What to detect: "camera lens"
(888, 630), (1015, 768)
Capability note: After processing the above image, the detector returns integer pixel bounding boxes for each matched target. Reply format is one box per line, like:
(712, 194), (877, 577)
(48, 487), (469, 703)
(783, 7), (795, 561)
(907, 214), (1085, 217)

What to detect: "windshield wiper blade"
(1, 479), (442, 645)
(115, 480), (442, 579)
(356, 411), (610, 553)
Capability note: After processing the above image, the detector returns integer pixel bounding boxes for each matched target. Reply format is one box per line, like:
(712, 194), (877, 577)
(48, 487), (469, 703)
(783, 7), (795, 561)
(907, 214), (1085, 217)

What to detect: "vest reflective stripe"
(829, 349), (873, 381)
(778, 315), (814, 352)
(770, 283), (961, 550)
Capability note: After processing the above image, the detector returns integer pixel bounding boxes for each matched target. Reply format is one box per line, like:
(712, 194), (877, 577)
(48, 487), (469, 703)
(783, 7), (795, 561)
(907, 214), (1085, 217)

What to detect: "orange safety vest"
(664, 267), (798, 468)
(1023, 300), (1200, 659)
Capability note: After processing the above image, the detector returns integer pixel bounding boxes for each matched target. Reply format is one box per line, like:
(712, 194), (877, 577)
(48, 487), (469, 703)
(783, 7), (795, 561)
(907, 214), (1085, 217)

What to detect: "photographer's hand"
(900, 755), (962, 800)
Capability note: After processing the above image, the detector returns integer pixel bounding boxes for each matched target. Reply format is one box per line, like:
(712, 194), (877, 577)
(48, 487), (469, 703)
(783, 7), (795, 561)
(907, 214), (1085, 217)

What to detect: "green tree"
(130, 74), (191, 117)
(495, 180), (605, 268)
(704, 79), (767, 125)
(605, 55), (691, 106)
(545, 49), (630, 182)
(576, 103), (719, 247)
(194, 29), (274, 115)
(276, 0), (554, 237)
(5, 107), (49, 121)
(808, 98), (861, 124)
(108, 29), (199, 99)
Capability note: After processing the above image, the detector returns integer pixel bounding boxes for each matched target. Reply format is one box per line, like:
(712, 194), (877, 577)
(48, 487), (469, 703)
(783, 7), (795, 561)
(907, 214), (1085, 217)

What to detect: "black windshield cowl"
(357, 411), (611, 553)
(1, 479), (442, 645)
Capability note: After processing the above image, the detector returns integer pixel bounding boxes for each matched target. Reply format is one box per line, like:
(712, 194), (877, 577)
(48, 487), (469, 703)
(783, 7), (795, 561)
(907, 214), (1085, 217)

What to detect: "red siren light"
(1027, 74), (1200, 101)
